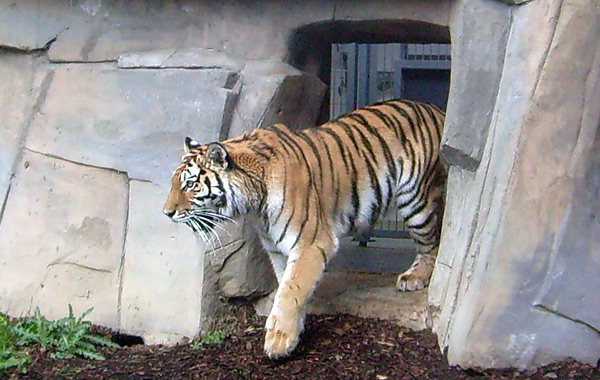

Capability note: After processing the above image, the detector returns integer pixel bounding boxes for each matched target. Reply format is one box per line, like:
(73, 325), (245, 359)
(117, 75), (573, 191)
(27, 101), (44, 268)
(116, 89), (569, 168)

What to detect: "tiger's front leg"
(264, 244), (330, 359)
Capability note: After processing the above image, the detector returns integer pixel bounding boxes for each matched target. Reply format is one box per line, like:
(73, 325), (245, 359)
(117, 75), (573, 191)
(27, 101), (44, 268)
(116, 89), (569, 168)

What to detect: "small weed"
(191, 325), (232, 349)
(0, 314), (30, 372)
(0, 305), (119, 374)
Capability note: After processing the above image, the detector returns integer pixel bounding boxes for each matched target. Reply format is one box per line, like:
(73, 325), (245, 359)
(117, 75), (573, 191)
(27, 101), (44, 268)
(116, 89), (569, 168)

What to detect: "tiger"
(163, 99), (446, 359)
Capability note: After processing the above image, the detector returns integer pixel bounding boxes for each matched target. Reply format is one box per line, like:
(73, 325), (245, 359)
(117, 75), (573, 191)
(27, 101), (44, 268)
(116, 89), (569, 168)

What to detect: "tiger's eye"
(185, 180), (196, 190)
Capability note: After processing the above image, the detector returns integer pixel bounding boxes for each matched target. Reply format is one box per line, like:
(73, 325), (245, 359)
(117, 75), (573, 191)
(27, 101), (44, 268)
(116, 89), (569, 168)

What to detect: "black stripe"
(349, 166), (360, 231)
(248, 145), (270, 160)
(267, 125), (301, 161)
(397, 191), (418, 209)
(405, 199), (428, 222)
(388, 101), (419, 142)
(267, 127), (315, 249)
(290, 198), (310, 250)
(364, 157), (382, 224)
(314, 132), (339, 213)
(213, 172), (224, 193)
(297, 130), (325, 186)
(351, 110), (398, 182)
(345, 115), (379, 165)
(321, 128), (350, 172)
(318, 247), (328, 265)
(277, 208), (295, 244)
(409, 102), (433, 168)
(269, 126), (317, 251)
(336, 121), (362, 154)
(272, 161), (288, 224)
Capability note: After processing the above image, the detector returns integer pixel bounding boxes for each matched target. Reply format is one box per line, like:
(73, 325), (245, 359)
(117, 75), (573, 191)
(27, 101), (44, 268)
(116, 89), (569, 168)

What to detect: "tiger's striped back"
(241, 99), (445, 255)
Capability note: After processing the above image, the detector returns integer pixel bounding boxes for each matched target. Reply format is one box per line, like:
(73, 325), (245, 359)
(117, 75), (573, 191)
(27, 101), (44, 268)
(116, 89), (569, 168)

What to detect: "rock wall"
(430, 0), (600, 369)
(0, 0), (331, 344)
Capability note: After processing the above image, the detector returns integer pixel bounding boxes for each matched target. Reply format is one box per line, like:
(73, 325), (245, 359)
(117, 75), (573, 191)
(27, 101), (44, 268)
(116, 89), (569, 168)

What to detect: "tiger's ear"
(184, 137), (201, 153)
(206, 143), (229, 169)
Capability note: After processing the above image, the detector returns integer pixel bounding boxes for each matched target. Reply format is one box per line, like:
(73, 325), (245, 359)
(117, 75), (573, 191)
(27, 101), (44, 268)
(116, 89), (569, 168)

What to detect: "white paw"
(396, 273), (428, 292)
(264, 312), (301, 359)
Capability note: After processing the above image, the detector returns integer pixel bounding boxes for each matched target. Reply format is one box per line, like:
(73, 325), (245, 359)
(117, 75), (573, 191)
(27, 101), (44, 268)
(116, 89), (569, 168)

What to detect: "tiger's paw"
(396, 257), (434, 292)
(396, 272), (429, 292)
(263, 312), (301, 359)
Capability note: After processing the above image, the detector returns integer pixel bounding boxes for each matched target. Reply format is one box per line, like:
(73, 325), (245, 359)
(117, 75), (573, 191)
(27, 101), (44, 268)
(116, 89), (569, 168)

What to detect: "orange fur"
(164, 100), (446, 358)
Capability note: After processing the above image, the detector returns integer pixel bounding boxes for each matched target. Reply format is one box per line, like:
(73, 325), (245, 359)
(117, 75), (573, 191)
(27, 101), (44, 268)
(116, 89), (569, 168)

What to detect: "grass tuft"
(0, 305), (118, 374)
(191, 325), (232, 349)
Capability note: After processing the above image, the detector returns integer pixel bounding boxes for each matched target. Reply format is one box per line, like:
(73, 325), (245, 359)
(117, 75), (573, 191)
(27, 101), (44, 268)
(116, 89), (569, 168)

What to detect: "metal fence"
(331, 43), (450, 240)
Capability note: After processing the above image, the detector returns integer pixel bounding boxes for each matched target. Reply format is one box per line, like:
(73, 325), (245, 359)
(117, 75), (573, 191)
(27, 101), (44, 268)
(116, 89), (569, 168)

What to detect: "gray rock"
(0, 1), (82, 51)
(431, 0), (600, 368)
(210, 219), (277, 299)
(46, 1), (332, 63)
(333, 0), (450, 27)
(120, 180), (205, 345)
(118, 47), (244, 72)
(0, 150), (127, 328)
(25, 63), (240, 186)
(228, 60), (326, 138)
(0, 53), (39, 203)
(442, 0), (512, 171)
(495, 0), (534, 4)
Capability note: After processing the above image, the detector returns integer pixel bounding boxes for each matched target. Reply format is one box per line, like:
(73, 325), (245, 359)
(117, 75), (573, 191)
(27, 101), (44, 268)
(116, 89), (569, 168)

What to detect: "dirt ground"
(4, 307), (599, 380)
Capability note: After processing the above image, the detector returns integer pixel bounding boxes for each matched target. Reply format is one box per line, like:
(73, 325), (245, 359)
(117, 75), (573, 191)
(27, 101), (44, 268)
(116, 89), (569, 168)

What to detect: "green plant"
(13, 305), (118, 360)
(0, 314), (29, 372)
(191, 325), (231, 349)
(0, 305), (120, 374)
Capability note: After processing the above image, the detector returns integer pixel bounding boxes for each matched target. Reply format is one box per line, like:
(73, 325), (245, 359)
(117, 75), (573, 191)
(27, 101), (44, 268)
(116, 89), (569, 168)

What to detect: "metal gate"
(330, 43), (450, 242)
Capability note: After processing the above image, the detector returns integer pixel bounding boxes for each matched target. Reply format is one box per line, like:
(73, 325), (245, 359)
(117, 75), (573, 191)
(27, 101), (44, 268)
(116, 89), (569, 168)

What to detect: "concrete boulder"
(0, 150), (127, 327)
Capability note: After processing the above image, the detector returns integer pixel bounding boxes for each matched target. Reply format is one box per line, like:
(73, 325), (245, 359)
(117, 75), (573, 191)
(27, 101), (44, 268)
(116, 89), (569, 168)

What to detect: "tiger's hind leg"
(396, 167), (445, 292)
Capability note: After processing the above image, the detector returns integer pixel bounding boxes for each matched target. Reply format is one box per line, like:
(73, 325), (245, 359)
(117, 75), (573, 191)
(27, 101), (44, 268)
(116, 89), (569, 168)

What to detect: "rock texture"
(0, 150), (127, 327)
(0, 52), (38, 202)
(25, 62), (239, 186)
(441, 0), (511, 170)
(120, 180), (204, 345)
(0, 0), (326, 346)
(430, 0), (600, 369)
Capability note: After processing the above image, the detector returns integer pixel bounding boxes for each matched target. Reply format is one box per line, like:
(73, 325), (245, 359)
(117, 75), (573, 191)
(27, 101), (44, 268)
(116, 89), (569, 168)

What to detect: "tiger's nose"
(164, 209), (176, 218)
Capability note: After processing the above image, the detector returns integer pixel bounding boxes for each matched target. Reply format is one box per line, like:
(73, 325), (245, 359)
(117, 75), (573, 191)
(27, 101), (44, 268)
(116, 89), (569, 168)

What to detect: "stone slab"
(0, 1), (83, 51)
(0, 150), (127, 328)
(46, 1), (332, 63)
(433, 0), (600, 369)
(25, 63), (239, 186)
(120, 180), (205, 344)
(259, 70), (327, 130)
(228, 60), (326, 138)
(442, 0), (512, 171)
(211, 219), (277, 299)
(333, 0), (451, 29)
(528, 0), (600, 335)
(0, 53), (38, 203)
(310, 271), (429, 331)
(534, 140), (600, 331)
(118, 47), (243, 72)
(255, 271), (429, 331)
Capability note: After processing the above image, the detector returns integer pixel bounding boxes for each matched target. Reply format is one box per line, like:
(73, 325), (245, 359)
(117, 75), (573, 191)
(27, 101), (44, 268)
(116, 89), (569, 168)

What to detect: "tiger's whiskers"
(184, 209), (236, 256)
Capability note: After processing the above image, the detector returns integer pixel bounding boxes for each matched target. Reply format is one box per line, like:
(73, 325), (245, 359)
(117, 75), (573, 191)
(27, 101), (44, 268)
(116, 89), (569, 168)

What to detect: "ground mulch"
(3, 307), (599, 380)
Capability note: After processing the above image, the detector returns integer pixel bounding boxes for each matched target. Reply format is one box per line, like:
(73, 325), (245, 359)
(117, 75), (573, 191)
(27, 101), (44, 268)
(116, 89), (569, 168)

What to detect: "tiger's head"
(163, 137), (234, 235)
